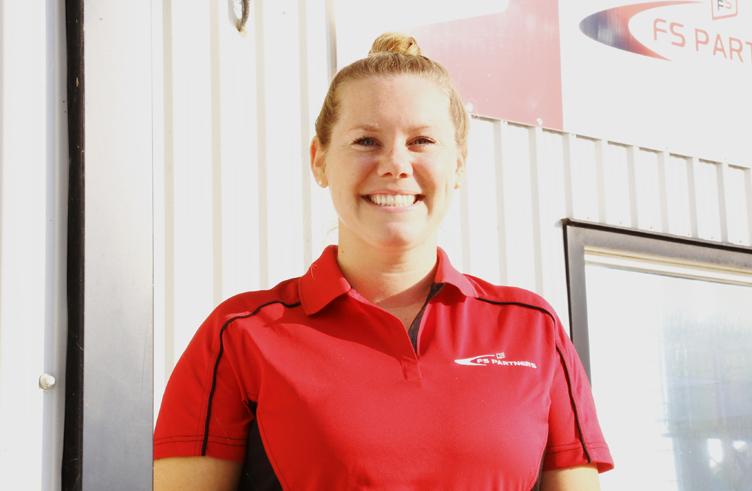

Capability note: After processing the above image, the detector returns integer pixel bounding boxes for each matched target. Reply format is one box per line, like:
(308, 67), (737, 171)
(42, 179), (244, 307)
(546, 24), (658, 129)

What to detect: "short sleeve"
(544, 314), (614, 472)
(153, 310), (254, 462)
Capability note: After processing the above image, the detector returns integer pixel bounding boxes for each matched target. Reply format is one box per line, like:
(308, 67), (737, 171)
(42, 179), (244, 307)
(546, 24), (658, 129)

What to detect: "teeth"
(368, 194), (417, 207)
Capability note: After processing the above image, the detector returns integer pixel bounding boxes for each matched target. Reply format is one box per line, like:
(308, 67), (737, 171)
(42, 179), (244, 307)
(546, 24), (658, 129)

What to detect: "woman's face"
(311, 74), (464, 252)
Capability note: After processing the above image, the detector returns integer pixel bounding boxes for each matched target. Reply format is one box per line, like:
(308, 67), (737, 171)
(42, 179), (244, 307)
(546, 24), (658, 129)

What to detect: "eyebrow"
(347, 124), (434, 133)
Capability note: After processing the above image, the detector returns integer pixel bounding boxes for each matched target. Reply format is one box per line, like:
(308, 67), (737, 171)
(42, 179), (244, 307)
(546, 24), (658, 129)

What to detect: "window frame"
(562, 218), (752, 377)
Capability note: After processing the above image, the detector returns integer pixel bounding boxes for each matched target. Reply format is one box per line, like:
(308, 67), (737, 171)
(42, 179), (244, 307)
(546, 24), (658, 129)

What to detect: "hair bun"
(368, 32), (422, 56)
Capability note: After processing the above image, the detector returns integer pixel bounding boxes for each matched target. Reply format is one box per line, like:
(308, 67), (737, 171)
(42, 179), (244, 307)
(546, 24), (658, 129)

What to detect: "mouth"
(363, 194), (424, 208)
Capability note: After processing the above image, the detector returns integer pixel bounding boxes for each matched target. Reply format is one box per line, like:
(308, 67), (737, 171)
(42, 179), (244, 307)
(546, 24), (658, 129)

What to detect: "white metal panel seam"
(210, 0), (224, 305)
(161, 0), (176, 376)
(562, 132), (574, 219)
(626, 145), (639, 229)
(594, 139), (606, 223)
(528, 125), (544, 293)
(0, 0), (5, 384)
(298, 0), (313, 267)
(493, 120), (508, 283)
(254, 0), (269, 287)
(717, 162), (731, 243)
(325, 0), (337, 77)
(152, 0), (168, 416)
(745, 167), (752, 245)
(687, 156), (700, 237)
(656, 150), (670, 234)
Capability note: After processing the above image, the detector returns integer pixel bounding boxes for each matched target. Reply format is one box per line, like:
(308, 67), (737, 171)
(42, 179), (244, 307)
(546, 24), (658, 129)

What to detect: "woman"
(154, 33), (613, 490)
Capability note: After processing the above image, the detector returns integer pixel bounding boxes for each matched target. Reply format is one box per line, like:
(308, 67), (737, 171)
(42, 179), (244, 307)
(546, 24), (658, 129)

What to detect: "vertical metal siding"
(0, 1), (67, 489)
(152, 1), (752, 422)
(537, 128), (571, 315)
(464, 119), (501, 282)
(634, 149), (663, 231)
(500, 122), (538, 292)
(258, 0), (306, 286)
(153, 0), (338, 414)
(82, 0), (154, 487)
(665, 154), (694, 236)
(602, 143), (631, 227)
(726, 165), (752, 245)
(570, 136), (601, 222)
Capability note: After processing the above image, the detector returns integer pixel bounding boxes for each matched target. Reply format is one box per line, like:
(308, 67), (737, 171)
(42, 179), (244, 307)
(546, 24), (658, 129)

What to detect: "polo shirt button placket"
(349, 286), (435, 383)
(399, 354), (422, 382)
(399, 283), (443, 383)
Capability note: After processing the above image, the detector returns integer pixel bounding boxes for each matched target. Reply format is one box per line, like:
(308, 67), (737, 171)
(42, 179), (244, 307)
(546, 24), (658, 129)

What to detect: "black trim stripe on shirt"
(555, 346), (592, 463)
(474, 297), (593, 465)
(201, 300), (301, 456)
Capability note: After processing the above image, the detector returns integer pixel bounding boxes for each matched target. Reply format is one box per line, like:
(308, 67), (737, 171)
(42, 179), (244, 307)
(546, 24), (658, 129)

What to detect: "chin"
(366, 228), (428, 251)
(339, 219), (436, 252)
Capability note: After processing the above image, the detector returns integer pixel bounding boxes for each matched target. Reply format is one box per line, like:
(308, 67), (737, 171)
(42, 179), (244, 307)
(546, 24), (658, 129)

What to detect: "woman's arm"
(153, 456), (242, 491)
(541, 464), (600, 491)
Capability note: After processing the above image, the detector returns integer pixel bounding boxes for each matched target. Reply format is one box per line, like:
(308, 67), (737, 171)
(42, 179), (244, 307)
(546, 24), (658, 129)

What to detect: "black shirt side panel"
(237, 401), (282, 491)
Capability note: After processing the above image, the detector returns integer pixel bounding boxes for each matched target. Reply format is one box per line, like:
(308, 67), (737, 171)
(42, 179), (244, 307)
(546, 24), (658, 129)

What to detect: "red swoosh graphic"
(580, 1), (700, 60)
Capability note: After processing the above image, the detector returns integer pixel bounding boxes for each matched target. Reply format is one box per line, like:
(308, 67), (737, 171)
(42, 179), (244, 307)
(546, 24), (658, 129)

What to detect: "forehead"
(335, 75), (452, 131)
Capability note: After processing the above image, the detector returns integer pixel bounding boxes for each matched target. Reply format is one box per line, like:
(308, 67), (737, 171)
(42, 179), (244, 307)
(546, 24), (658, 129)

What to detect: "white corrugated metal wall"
(0, 1), (68, 489)
(152, 0), (337, 414)
(152, 0), (752, 416)
(0, 1), (750, 487)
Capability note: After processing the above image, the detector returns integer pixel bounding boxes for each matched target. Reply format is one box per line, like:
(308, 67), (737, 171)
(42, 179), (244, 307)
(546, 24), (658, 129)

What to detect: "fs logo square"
(711, 0), (738, 19)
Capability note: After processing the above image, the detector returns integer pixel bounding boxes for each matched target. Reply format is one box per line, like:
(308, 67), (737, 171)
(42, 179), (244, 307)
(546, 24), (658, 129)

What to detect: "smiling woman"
(153, 33), (613, 490)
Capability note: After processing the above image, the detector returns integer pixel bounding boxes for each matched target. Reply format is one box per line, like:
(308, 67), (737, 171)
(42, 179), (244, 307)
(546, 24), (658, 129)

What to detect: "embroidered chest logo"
(454, 352), (538, 369)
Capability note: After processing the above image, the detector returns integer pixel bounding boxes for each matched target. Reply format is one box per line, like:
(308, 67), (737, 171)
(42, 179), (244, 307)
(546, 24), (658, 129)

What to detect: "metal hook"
(236, 0), (250, 32)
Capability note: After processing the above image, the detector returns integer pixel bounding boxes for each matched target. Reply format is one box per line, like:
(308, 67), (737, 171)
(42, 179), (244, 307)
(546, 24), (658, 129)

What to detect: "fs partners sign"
(560, 0), (750, 164)
(579, 0), (748, 63)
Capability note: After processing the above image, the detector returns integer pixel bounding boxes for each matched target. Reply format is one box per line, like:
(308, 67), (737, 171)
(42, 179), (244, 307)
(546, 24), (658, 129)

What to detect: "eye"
(410, 136), (435, 146)
(353, 136), (379, 147)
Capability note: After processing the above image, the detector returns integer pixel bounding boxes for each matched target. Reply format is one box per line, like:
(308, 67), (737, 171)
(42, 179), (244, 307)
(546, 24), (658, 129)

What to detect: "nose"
(378, 142), (413, 179)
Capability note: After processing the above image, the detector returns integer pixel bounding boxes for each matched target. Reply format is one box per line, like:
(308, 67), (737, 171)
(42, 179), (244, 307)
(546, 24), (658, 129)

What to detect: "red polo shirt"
(154, 246), (613, 489)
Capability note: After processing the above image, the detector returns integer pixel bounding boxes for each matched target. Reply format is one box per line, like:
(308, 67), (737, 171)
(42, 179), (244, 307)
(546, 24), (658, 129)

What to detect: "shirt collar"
(298, 245), (476, 315)
(434, 247), (477, 297)
(299, 246), (352, 315)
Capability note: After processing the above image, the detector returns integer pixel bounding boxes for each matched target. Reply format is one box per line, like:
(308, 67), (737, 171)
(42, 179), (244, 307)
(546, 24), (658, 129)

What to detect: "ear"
(310, 136), (328, 187)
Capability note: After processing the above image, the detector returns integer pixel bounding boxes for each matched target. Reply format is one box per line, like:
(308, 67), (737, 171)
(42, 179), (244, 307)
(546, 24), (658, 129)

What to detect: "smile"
(364, 194), (423, 208)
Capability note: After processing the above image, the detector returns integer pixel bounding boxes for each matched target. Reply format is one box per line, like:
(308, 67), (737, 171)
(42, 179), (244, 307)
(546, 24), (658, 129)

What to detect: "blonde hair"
(314, 33), (468, 160)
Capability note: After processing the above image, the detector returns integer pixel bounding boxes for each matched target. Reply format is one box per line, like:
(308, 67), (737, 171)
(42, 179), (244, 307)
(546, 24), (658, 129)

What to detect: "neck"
(336, 232), (437, 309)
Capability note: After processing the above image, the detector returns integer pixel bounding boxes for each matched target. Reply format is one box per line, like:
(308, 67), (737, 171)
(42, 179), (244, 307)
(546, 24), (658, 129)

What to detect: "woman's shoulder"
(462, 273), (558, 320)
(207, 276), (303, 324)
